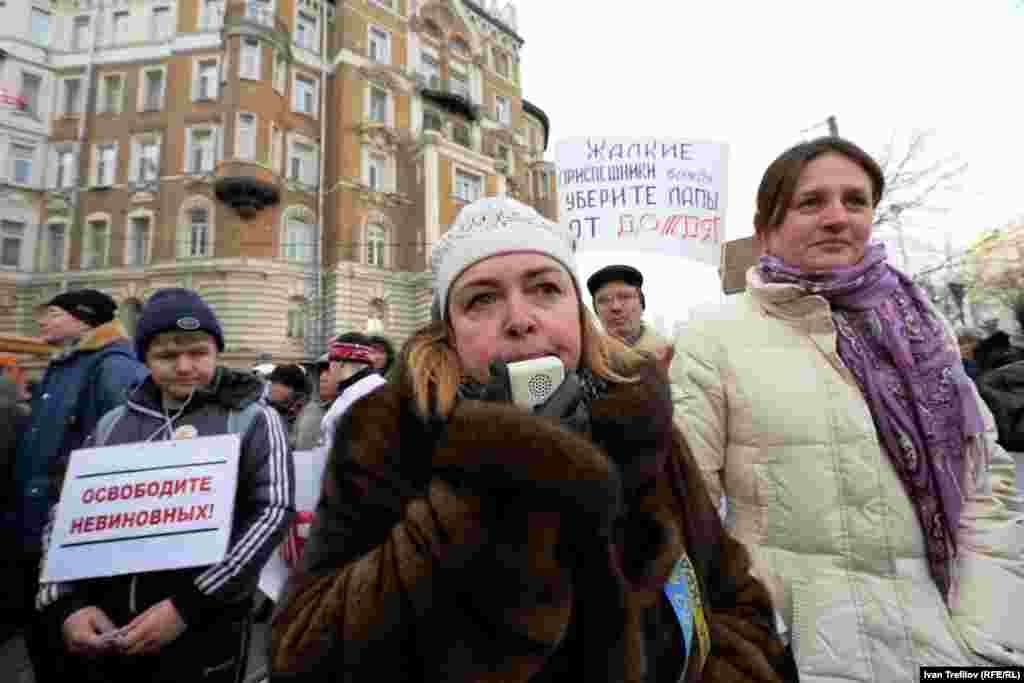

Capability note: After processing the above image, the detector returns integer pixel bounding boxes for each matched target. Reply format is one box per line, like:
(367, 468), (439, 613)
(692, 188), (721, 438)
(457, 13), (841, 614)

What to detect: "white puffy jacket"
(671, 268), (1024, 682)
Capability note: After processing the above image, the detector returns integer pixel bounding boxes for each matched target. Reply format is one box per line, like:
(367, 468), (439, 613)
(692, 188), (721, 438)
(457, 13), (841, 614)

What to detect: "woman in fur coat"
(269, 197), (796, 683)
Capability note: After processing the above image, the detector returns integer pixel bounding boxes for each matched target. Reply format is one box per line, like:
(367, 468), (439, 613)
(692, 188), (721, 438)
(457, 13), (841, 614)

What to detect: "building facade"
(0, 0), (557, 366)
(1, 1), (56, 333)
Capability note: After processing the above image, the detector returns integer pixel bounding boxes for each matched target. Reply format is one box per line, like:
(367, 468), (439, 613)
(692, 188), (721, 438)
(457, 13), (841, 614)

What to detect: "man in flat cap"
(587, 264), (672, 359)
(11, 289), (148, 682)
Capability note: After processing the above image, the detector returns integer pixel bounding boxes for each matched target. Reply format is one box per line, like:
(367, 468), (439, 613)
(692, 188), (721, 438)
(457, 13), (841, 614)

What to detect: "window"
(295, 12), (318, 52)
(62, 78), (81, 115)
(246, 0), (272, 26)
(236, 113), (256, 159)
(194, 59), (219, 101)
(273, 52), (286, 93)
(142, 69), (165, 111)
(495, 95), (511, 126)
(31, 8), (50, 46)
(454, 170), (482, 202)
(112, 11), (130, 44)
(423, 109), (442, 132)
(19, 73), (41, 116)
(284, 216), (314, 262)
(137, 138), (160, 182)
(83, 219), (109, 269)
(366, 223), (385, 267)
(288, 141), (316, 186)
(151, 6), (172, 40)
(419, 52), (440, 88)
(126, 216), (150, 266)
(95, 144), (117, 186)
(287, 306), (305, 338)
(366, 299), (386, 333)
(201, 0), (224, 29)
(11, 144), (33, 185)
(188, 208), (209, 257)
(448, 69), (469, 100)
(494, 50), (510, 78)
(56, 150), (75, 189)
(451, 122), (471, 149)
(46, 224), (65, 272)
(187, 128), (216, 173)
(293, 74), (317, 114)
(100, 74), (124, 114)
(450, 36), (469, 55)
(368, 27), (390, 64)
(369, 86), (387, 123)
(367, 154), (385, 191)
(0, 221), (24, 268)
(72, 16), (91, 50)
(240, 37), (261, 79)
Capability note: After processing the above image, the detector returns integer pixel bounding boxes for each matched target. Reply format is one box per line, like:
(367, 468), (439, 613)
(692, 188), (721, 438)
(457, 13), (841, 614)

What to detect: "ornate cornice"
(358, 64), (403, 91)
(357, 122), (403, 153)
(356, 187), (414, 209)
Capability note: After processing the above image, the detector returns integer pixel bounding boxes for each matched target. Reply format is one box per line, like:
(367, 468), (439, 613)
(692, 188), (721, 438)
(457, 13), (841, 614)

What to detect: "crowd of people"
(0, 135), (1021, 683)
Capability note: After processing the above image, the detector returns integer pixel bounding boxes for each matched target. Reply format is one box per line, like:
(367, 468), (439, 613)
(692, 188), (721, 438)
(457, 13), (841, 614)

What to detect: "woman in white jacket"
(672, 136), (1024, 682)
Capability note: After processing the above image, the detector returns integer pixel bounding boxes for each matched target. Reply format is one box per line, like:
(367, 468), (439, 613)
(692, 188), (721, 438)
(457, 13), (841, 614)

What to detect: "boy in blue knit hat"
(38, 288), (294, 683)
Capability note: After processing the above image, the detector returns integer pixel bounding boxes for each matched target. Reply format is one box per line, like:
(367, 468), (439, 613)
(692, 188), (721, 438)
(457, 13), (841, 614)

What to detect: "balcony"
(213, 160), (280, 217)
(417, 77), (479, 122)
(224, 1), (290, 42)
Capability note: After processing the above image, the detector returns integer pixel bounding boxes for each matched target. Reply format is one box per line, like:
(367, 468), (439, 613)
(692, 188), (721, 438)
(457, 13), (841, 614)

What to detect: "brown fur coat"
(270, 365), (796, 682)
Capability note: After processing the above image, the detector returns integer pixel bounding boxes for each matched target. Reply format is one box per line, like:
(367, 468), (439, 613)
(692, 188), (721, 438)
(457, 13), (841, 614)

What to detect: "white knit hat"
(430, 196), (578, 321)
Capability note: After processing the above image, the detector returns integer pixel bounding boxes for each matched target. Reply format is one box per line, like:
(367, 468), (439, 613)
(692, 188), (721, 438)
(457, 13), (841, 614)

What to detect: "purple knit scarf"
(759, 243), (984, 600)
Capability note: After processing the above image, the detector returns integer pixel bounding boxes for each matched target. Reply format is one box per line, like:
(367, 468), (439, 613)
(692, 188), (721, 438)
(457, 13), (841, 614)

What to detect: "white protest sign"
(259, 447), (329, 602)
(42, 434), (241, 583)
(556, 137), (729, 266)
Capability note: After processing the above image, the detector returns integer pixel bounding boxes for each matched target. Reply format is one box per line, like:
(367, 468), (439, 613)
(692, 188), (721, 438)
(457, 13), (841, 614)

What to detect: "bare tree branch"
(872, 129), (967, 233)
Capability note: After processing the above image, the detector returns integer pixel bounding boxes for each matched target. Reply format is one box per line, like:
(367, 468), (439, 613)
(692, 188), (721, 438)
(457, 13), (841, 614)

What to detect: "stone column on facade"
(424, 142), (440, 253)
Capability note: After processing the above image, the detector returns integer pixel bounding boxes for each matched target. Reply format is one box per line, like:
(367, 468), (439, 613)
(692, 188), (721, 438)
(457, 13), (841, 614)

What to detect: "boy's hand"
(115, 598), (187, 656)
(63, 606), (118, 656)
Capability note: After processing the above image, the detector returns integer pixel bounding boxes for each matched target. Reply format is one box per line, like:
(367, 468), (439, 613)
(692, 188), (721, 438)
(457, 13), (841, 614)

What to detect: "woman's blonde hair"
(403, 295), (641, 419)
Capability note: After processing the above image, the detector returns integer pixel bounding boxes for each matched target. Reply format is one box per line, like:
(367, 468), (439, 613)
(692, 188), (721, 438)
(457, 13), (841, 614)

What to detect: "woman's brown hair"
(754, 136), (885, 235)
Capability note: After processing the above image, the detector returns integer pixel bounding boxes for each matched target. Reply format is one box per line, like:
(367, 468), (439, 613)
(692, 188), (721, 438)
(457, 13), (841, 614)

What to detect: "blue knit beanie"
(135, 288), (225, 359)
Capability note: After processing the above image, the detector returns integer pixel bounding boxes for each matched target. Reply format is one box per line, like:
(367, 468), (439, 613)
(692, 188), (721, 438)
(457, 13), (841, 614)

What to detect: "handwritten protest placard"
(556, 137), (729, 266)
(259, 448), (329, 602)
(41, 434), (240, 583)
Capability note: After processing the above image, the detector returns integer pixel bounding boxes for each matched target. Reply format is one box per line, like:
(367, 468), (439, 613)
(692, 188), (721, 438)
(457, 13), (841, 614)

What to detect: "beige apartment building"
(0, 0), (557, 365)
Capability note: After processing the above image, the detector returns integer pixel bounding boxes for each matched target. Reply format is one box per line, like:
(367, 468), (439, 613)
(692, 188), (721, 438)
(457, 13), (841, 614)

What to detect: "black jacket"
(977, 360), (1024, 452)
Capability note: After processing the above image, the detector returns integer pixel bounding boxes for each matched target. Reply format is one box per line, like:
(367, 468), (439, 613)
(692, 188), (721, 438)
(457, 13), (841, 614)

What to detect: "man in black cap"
(266, 364), (310, 446)
(586, 264), (671, 358)
(10, 289), (148, 681)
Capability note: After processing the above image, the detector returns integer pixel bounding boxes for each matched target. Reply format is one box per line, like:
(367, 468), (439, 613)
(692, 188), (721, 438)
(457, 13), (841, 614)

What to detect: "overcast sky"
(512, 0), (1024, 326)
